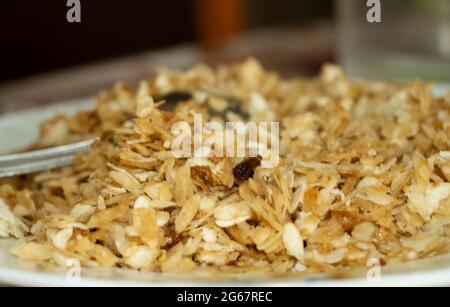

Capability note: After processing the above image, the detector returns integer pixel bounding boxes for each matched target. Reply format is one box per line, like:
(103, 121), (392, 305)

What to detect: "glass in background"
(338, 0), (450, 82)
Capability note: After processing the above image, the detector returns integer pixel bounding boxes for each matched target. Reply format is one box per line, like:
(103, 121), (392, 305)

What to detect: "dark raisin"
(158, 91), (193, 111)
(226, 97), (250, 120)
(247, 219), (259, 227)
(164, 228), (181, 249)
(233, 157), (262, 182)
(207, 96), (249, 121)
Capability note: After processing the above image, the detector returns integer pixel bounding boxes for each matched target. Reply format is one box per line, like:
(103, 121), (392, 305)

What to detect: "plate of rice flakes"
(1, 59), (450, 287)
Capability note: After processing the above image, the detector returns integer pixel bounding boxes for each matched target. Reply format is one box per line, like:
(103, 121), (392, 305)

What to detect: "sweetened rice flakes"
(2, 59), (450, 276)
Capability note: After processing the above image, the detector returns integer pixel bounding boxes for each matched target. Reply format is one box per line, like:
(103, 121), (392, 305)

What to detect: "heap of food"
(1, 59), (450, 276)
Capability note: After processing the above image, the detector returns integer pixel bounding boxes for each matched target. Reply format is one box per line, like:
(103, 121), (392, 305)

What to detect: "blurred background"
(0, 0), (449, 113)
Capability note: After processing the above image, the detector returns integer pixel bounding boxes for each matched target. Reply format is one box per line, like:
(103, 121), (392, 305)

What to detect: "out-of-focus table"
(0, 24), (334, 114)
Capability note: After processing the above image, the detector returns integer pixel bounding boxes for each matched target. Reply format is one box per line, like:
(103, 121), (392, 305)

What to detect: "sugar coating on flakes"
(2, 59), (450, 277)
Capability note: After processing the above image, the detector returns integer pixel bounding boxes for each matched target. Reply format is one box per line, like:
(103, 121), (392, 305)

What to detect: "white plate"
(0, 88), (450, 287)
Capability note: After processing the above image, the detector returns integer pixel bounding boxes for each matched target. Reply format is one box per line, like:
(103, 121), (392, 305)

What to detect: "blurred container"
(338, 0), (450, 81)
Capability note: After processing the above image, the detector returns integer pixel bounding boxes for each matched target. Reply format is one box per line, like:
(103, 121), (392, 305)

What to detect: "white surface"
(0, 88), (450, 287)
(0, 99), (93, 153)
